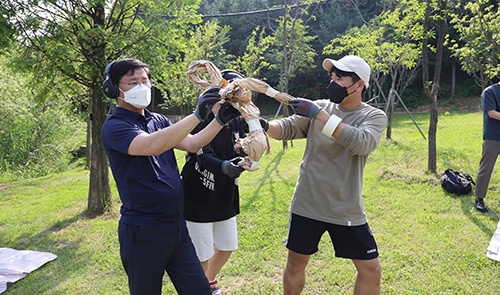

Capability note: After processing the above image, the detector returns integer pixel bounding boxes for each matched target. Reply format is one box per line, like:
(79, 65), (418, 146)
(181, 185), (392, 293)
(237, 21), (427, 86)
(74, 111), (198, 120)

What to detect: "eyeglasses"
(119, 80), (151, 87)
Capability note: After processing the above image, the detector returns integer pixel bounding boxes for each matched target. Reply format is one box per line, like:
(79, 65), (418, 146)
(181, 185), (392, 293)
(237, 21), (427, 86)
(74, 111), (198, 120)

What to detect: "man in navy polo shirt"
(101, 58), (239, 295)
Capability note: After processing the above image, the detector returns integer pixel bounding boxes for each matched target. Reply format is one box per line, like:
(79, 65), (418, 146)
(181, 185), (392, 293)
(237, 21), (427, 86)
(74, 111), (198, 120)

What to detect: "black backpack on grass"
(440, 168), (475, 196)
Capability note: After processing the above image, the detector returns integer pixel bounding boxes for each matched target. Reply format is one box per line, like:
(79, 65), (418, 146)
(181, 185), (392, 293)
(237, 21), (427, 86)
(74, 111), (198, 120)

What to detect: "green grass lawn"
(1, 111), (500, 294)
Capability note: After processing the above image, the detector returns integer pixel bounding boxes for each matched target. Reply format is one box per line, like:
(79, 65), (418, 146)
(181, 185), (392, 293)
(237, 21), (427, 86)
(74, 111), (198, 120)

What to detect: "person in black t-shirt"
(182, 70), (249, 295)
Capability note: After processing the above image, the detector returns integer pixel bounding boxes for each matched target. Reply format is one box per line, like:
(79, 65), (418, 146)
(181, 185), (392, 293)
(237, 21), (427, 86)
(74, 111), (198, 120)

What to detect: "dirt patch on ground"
(0, 184), (8, 190)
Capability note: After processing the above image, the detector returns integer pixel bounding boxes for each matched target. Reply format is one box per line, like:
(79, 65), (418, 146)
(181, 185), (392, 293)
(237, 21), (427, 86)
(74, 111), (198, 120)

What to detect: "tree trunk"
(429, 0), (446, 173)
(422, 0), (434, 172)
(281, 1), (289, 150)
(87, 85), (111, 215)
(87, 3), (111, 215)
(423, 0), (446, 173)
(428, 101), (438, 172)
(86, 115), (91, 169)
(385, 77), (397, 140)
(385, 93), (393, 140)
(451, 61), (456, 97)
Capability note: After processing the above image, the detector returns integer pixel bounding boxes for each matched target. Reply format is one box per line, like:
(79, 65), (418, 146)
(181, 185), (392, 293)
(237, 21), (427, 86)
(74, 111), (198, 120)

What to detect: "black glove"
(259, 118), (269, 131)
(194, 86), (221, 121)
(216, 102), (240, 125)
(221, 157), (245, 179)
(289, 98), (321, 119)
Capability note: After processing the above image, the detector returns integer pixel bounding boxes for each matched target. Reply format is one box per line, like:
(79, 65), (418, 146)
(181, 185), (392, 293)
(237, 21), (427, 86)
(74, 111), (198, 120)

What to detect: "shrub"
(0, 58), (85, 181)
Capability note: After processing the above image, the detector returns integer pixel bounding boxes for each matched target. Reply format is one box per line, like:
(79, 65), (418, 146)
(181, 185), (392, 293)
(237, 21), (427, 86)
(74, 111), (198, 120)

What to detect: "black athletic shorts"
(285, 213), (379, 260)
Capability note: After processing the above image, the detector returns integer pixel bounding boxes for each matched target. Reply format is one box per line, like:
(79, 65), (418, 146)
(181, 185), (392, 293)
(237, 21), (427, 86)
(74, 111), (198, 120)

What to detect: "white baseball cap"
(322, 55), (370, 88)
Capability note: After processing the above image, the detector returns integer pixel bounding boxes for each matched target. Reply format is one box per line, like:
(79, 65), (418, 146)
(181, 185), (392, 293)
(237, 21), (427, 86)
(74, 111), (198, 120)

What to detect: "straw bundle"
(186, 60), (223, 89)
(236, 78), (294, 105)
(187, 60), (271, 170)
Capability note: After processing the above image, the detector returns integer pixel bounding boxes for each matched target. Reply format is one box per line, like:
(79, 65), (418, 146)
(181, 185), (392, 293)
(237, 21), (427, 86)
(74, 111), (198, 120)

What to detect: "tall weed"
(0, 58), (84, 181)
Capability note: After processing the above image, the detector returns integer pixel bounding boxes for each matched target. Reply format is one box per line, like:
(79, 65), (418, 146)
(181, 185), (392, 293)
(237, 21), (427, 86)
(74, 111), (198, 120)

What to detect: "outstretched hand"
(289, 98), (321, 119)
(194, 86), (221, 121)
(221, 157), (245, 179)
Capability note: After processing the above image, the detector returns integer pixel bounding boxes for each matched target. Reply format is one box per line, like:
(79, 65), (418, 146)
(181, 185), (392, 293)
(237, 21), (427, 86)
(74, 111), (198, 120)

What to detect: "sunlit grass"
(1, 111), (500, 294)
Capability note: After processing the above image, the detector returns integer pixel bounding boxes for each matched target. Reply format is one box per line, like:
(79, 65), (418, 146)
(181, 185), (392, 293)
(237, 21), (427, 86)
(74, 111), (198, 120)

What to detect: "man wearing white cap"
(263, 55), (387, 294)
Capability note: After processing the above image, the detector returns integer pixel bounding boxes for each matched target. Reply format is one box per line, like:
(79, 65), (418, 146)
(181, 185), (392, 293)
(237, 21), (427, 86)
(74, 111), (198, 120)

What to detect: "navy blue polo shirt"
(482, 83), (500, 141)
(102, 107), (184, 228)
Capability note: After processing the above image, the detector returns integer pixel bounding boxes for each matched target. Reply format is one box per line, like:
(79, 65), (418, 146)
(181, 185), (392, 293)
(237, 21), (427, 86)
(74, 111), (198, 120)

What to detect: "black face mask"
(326, 81), (355, 103)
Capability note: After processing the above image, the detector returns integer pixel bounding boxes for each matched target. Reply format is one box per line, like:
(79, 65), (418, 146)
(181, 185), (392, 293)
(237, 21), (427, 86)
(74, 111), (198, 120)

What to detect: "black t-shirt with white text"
(181, 114), (247, 222)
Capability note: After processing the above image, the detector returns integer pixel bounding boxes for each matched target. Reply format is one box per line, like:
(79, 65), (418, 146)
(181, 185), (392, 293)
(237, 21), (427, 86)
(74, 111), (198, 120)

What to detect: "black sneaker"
(475, 198), (488, 213)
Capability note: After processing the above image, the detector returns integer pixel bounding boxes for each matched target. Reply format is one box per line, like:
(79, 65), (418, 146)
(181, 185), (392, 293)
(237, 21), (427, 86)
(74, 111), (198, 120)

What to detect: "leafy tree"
(197, 1), (393, 104)
(324, 0), (426, 140)
(200, 0), (329, 98)
(231, 26), (272, 105)
(156, 19), (232, 116)
(269, 15), (317, 95)
(422, 0), (447, 173)
(199, 0), (286, 57)
(4, 0), (201, 215)
(449, 0), (500, 89)
(266, 1), (317, 149)
(267, 1), (318, 96)
(0, 6), (15, 50)
(263, 1), (316, 151)
(232, 26), (272, 79)
(311, 0), (393, 54)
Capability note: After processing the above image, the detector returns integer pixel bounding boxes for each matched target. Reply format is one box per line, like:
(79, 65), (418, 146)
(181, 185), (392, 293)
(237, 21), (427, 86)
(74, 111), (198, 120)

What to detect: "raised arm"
(128, 86), (223, 156)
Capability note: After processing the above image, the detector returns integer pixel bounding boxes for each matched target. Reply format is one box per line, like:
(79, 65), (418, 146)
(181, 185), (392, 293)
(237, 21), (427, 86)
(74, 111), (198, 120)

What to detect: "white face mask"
(120, 84), (151, 109)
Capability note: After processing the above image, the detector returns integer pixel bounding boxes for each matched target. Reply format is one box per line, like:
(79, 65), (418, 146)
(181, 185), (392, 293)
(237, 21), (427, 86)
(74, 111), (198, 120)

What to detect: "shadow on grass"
(240, 148), (293, 212)
(441, 189), (499, 237)
(2, 211), (95, 295)
(459, 195), (499, 237)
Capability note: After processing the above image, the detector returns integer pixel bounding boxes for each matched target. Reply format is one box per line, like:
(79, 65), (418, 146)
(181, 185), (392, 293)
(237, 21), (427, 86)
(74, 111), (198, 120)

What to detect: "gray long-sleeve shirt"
(277, 100), (387, 226)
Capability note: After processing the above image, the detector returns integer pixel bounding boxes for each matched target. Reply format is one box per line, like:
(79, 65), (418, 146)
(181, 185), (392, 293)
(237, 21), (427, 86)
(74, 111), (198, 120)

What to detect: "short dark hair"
(110, 58), (150, 85)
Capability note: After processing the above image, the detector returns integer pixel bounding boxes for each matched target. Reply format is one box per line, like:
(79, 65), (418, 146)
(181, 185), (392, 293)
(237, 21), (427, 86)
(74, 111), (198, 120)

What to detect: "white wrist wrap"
(322, 114), (342, 138)
(265, 87), (279, 98)
(247, 119), (261, 132)
(248, 160), (260, 171)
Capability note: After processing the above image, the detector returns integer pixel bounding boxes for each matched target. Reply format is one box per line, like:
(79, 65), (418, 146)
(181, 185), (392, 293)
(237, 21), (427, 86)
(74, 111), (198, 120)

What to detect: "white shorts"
(186, 217), (238, 262)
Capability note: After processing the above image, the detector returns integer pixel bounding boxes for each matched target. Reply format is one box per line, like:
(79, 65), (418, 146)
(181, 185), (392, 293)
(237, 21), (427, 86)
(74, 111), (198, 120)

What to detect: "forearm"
(316, 109), (345, 139)
(266, 121), (283, 139)
(198, 153), (224, 173)
(335, 113), (387, 155)
(177, 119), (224, 153)
(487, 110), (500, 121)
(128, 114), (201, 156)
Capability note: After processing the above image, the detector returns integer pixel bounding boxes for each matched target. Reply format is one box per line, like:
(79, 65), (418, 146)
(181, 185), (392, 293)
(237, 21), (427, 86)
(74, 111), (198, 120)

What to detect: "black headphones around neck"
(102, 61), (119, 99)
